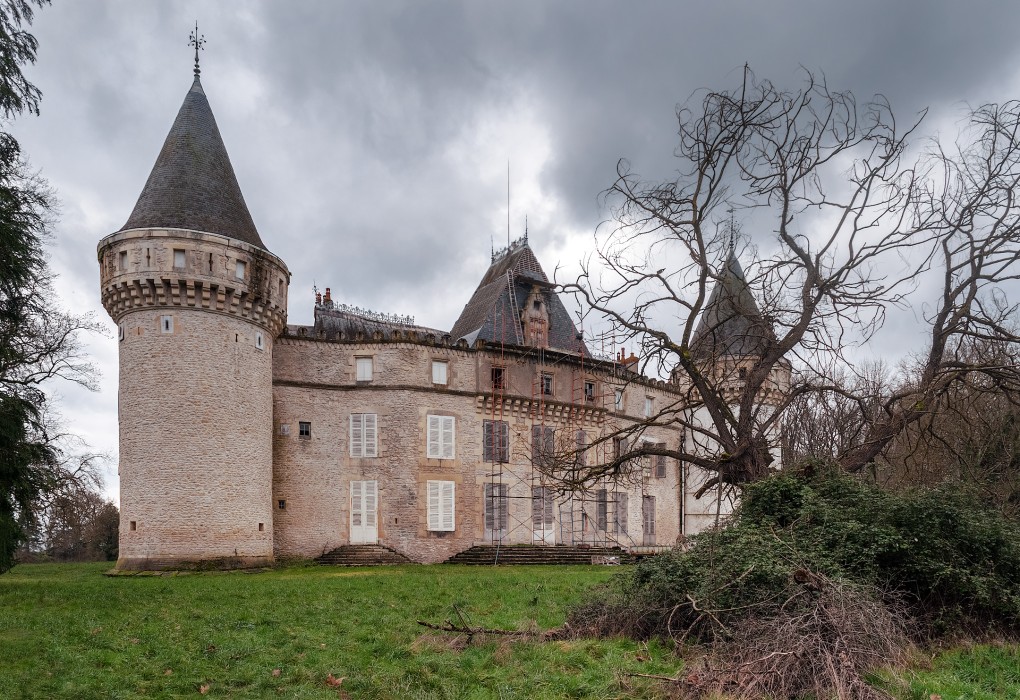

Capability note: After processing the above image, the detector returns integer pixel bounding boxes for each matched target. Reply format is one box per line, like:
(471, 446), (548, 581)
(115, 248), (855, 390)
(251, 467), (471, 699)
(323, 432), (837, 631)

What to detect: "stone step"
(316, 544), (412, 566)
(444, 545), (636, 565)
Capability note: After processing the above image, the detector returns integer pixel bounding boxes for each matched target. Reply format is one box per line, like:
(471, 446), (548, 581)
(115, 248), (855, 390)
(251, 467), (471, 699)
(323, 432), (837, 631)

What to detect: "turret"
(97, 66), (289, 570)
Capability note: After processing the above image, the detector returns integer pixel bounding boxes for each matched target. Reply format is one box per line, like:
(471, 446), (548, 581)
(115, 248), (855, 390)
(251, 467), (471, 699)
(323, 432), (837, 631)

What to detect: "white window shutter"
(365, 480), (377, 527)
(427, 480), (440, 530)
(365, 414), (377, 457)
(441, 481), (455, 530)
(427, 415), (440, 458)
(351, 480), (363, 526)
(442, 417), (455, 459)
(350, 414), (363, 457)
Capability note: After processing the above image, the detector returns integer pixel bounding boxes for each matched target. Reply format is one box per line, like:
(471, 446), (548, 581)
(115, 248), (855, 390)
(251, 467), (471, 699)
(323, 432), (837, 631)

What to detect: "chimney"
(324, 287), (332, 303)
(315, 292), (322, 305)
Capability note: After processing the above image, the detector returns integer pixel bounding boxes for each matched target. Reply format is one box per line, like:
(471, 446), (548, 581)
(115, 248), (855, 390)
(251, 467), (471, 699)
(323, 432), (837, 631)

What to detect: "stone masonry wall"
(98, 228), (290, 569)
(272, 335), (683, 563)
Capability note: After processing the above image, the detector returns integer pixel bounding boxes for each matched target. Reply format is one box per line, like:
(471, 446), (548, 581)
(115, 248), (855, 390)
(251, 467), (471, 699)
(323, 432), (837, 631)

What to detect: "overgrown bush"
(568, 466), (1020, 697)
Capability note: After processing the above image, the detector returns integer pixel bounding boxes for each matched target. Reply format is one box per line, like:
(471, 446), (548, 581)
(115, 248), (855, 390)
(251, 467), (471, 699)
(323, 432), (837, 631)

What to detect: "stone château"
(97, 66), (783, 570)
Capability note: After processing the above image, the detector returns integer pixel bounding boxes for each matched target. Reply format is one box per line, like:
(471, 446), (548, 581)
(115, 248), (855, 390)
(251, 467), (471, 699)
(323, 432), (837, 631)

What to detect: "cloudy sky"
(10, 0), (1020, 500)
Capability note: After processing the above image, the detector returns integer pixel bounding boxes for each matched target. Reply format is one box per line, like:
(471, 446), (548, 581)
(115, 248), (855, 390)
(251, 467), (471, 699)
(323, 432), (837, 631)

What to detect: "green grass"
(881, 644), (1020, 700)
(0, 563), (678, 699)
(4, 562), (1019, 699)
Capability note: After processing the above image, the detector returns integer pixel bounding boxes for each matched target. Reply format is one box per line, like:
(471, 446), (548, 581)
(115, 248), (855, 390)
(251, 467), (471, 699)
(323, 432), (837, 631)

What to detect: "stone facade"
(270, 333), (684, 562)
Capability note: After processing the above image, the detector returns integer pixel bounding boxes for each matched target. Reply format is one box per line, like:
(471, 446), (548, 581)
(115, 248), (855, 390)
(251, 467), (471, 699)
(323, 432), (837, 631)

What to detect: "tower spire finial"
(189, 21), (206, 78)
(727, 207), (736, 255)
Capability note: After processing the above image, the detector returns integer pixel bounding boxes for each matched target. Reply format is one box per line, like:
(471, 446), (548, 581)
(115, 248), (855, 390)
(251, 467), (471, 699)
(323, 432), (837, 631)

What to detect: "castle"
(97, 67), (782, 570)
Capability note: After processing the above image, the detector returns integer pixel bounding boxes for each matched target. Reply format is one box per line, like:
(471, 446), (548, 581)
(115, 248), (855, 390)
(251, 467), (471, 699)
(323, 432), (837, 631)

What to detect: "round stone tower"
(98, 70), (289, 570)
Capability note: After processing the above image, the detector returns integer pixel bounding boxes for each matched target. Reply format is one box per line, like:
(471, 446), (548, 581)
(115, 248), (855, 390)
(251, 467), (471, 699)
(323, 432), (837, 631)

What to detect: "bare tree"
(553, 66), (1020, 497)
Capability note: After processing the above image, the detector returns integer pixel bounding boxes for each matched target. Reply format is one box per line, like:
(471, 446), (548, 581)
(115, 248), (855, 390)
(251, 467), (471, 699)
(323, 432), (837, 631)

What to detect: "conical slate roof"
(690, 252), (774, 358)
(451, 239), (590, 356)
(120, 76), (266, 250)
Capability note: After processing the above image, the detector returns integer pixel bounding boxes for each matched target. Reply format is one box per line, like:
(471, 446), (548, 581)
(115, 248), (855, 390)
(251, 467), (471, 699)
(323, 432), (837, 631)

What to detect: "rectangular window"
(427, 415), (455, 460)
(738, 366), (748, 379)
(160, 315), (173, 334)
(575, 430), (587, 468)
(173, 249), (186, 268)
(614, 389), (624, 411)
(483, 420), (509, 463)
(584, 381), (595, 402)
(644, 396), (654, 418)
(356, 356), (373, 382)
(118, 250), (128, 271)
(596, 489), (608, 530)
(642, 495), (656, 545)
(278, 499), (286, 510)
(540, 374), (553, 395)
(427, 480), (455, 531)
(484, 483), (508, 533)
(350, 413), (378, 457)
(612, 436), (628, 461)
(279, 423), (291, 436)
(614, 492), (629, 535)
(654, 449), (667, 479)
(532, 486), (555, 529)
(531, 425), (555, 467)
(298, 421), (311, 439)
(491, 366), (505, 390)
(235, 259), (246, 279)
(431, 360), (448, 385)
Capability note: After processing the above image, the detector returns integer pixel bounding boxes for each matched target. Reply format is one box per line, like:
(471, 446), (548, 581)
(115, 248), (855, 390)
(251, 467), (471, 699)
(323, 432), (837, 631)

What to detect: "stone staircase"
(316, 544), (413, 566)
(444, 544), (636, 565)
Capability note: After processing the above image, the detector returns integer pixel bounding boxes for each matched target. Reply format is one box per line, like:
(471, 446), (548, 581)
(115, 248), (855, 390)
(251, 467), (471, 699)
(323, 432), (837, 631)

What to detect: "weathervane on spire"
(189, 21), (206, 78)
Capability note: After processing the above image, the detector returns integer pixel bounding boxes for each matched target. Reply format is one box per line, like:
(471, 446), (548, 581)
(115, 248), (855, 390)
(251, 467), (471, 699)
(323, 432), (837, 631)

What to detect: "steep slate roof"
(120, 76), (267, 250)
(450, 240), (590, 356)
(314, 305), (446, 338)
(690, 252), (774, 359)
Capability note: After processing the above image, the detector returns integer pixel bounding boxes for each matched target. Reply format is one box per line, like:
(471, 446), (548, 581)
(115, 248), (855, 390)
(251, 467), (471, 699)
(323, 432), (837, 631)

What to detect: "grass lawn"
(0, 562), (679, 699)
(3, 562), (1019, 699)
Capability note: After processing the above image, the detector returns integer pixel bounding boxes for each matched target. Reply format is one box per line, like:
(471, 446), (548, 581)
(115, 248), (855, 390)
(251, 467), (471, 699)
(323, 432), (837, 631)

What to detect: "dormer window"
(533, 300), (541, 310)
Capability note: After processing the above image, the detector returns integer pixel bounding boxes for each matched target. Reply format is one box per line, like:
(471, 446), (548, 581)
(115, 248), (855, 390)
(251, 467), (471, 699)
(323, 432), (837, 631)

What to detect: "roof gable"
(451, 239), (589, 355)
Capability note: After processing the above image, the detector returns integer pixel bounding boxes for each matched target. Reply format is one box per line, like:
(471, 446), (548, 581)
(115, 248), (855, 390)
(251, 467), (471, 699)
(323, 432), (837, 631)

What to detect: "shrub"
(568, 467), (1020, 697)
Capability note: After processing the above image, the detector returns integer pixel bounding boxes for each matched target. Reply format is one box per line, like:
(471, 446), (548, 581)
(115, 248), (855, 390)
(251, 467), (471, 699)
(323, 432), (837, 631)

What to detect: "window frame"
(532, 425), (555, 467)
(427, 414), (456, 460)
(355, 356), (373, 382)
(349, 413), (379, 458)
(298, 421), (311, 439)
(614, 389), (624, 412)
(644, 396), (654, 418)
(427, 480), (456, 531)
(431, 360), (448, 385)
(483, 419), (510, 463)
(235, 259), (246, 280)
(540, 374), (553, 396)
(491, 366), (505, 390)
